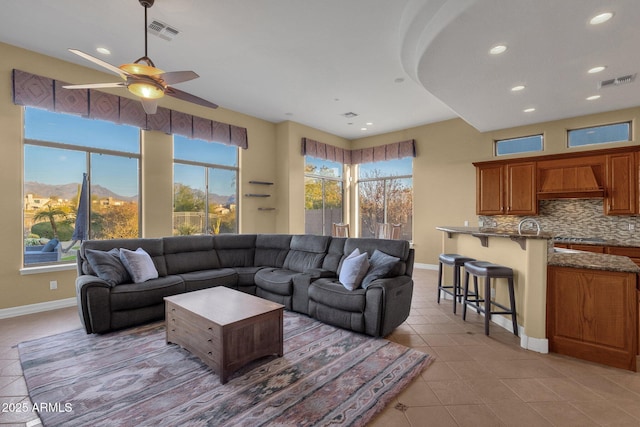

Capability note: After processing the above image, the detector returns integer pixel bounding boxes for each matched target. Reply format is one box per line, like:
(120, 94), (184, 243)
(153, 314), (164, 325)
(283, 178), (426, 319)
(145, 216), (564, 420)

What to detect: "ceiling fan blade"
(68, 48), (131, 78)
(165, 86), (219, 109)
(159, 71), (199, 85)
(62, 82), (126, 89)
(140, 98), (159, 114)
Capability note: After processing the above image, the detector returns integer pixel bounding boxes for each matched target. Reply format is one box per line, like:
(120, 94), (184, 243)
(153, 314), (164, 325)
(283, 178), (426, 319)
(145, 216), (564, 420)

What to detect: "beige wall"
(2, 41), (639, 311)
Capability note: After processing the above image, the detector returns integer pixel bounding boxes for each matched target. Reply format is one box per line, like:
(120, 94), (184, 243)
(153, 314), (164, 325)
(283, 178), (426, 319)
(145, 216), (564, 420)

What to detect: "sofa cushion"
(362, 249), (400, 289)
(254, 234), (292, 268)
(162, 236), (220, 275)
(322, 237), (346, 274)
(110, 275), (185, 311)
(254, 268), (297, 296)
(214, 234), (257, 267)
(338, 249), (370, 291)
(178, 268), (238, 292)
(234, 266), (265, 286)
(42, 238), (59, 252)
(309, 279), (367, 312)
(283, 235), (330, 272)
(85, 248), (130, 286)
(119, 248), (159, 283)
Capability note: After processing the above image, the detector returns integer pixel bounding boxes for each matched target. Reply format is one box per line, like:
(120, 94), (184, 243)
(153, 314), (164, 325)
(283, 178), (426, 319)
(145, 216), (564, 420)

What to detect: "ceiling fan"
(63, 0), (218, 114)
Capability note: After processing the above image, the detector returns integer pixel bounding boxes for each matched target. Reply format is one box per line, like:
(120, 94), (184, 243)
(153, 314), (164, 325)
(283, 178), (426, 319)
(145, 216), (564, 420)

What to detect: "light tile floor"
(1, 268), (639, 426)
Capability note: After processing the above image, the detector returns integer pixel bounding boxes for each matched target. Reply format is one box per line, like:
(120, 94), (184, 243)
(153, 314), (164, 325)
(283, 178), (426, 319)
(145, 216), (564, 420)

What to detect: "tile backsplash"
(479, 199), (640, 244)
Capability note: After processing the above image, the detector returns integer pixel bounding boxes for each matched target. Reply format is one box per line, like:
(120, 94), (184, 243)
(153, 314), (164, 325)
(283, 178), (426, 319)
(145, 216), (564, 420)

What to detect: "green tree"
(174, 183), (205, 212)
(32, 205), (70, 239)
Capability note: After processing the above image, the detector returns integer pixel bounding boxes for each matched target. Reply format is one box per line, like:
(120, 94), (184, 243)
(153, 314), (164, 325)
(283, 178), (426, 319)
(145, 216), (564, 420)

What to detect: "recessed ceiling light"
(586, 95), (601, 101)
(523, 108), (536, 113)
(394, 77), (405, 83)
(588, 66), (607, 74)
(366, 122), (373, 126)
(511, 85), (525, 92)
(361, 127), (368, 131)
(590, 12), (614, 25)
(489, 44), (507, 55)
(96, 47), (111, 55)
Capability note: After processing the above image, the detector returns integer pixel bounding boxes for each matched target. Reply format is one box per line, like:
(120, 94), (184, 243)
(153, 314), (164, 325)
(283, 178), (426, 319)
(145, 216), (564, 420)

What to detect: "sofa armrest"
(75, 275), (112, 334)
(364, 275), (414, 337)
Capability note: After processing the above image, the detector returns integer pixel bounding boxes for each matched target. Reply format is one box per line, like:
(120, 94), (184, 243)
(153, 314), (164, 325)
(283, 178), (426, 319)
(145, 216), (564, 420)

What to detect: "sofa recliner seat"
(75, 234), (415, 338)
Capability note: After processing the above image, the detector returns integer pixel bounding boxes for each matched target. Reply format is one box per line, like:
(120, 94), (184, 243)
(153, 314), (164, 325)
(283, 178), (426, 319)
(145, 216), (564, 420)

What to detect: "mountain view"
(25, 181), (137, 202)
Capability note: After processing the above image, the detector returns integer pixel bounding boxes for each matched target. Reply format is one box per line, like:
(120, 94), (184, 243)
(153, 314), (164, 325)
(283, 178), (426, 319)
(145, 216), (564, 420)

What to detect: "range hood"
(537, 164), (605, 199)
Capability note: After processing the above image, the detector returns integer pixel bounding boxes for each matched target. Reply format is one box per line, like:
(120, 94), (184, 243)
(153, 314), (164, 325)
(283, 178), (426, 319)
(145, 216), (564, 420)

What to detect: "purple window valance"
(301, 137), (416, 165)
(12, 69), (248, 149)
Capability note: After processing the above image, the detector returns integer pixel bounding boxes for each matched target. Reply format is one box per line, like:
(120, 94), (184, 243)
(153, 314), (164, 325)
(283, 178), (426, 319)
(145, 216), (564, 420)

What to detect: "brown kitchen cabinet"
(476, 162), (536, 215)
(607, 246), (640, 267)
(547, 265), (638, 371)
(605, 152), (637, 215)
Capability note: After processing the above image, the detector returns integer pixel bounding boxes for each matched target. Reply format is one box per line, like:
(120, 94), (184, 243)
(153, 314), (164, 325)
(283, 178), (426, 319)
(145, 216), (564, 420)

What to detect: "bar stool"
(462, 261), (518, 336)
(437, 254), (476, 314)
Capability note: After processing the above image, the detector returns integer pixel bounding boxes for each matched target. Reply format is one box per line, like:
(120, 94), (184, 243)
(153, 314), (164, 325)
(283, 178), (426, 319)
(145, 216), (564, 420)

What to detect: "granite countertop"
(436, 226), (554, 240)
(548, 252), (640, 273)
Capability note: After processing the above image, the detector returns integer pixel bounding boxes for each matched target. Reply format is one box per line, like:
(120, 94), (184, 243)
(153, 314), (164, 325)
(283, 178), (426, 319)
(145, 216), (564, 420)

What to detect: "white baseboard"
(0, 297), (77, 320)
(414, 262), (438, 270)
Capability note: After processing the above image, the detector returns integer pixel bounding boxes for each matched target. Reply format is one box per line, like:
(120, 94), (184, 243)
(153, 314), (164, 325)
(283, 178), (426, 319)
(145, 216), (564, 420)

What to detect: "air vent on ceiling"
(598, 73), (636, 89)
(147, 20), (180, 41)
(342, 112), (358, 118)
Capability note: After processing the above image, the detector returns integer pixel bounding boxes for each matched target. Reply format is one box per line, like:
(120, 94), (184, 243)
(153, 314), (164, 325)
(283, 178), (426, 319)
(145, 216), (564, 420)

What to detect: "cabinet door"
(569, 244), (605, 254)
(606, 152), (637, 215)
(547, 266), (637, 371)
(476, 164), (504, 215)
(506, 162), (537, 215)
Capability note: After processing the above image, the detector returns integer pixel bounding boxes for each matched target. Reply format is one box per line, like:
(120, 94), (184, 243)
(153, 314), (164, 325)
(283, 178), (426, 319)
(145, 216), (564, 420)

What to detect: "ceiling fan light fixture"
(128, 80), (165, 99)
(119, 62), (163, 76)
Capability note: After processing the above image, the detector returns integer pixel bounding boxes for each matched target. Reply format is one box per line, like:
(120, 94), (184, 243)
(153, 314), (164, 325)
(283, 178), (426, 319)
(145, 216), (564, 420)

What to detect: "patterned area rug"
(19, 312), (432, 427)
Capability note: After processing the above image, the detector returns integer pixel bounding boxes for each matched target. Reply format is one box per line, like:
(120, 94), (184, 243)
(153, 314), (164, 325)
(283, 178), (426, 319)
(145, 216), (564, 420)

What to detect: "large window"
(173, 135), (238, 235)
(23, 108), (140, 266)
(358, 158), (413, 240)
(304, 157), (343, 236)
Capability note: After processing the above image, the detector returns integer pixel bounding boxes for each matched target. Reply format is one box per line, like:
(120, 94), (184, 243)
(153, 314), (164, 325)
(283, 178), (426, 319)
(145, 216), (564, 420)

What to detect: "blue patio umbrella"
(63, 173), (89, 252)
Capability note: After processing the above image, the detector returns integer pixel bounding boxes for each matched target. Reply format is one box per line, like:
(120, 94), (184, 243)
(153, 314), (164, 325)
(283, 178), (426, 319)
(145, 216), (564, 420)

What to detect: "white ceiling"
(1, 0), (639, 138)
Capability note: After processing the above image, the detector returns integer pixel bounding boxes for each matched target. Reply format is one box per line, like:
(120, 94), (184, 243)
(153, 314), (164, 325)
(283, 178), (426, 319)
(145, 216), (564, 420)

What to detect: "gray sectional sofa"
(75, 234), (414, 337)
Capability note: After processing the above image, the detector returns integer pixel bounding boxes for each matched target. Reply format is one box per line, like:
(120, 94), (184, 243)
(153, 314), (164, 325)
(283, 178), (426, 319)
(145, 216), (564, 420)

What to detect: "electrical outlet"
(490, 288), (496, 299)
(464, 220), (469, 226)
(629, 223), (635, 232)
(49, 280), (57, 290)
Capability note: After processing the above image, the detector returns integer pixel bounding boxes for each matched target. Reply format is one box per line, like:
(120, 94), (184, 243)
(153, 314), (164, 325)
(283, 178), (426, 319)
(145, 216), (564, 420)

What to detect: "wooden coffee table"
(164, 287), (284, 384)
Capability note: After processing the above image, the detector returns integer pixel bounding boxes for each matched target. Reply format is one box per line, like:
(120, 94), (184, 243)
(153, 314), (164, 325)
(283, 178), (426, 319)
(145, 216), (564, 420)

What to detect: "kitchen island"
(438, 226), (640, 371)
(436, 226), (553, 353)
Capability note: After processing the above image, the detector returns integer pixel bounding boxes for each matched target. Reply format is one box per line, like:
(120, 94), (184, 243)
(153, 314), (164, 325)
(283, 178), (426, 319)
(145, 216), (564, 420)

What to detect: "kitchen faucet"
(518, 217), (541, 235)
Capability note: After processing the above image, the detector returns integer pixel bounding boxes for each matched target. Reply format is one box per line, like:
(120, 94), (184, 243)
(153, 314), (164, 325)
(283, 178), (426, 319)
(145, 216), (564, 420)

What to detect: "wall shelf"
(249, 180), (274, 185)
(258, 207), (276, 211)
(244, 193), (271, 198)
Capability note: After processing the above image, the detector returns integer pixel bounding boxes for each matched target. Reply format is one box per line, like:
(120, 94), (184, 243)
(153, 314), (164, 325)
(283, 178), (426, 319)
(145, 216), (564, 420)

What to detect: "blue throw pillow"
(338, 248), (370, 291)
(41, 238), (59, 252)
(119, 248), (159, 283)
(361, 249), (400, 289)
(85, 248), (131, 286)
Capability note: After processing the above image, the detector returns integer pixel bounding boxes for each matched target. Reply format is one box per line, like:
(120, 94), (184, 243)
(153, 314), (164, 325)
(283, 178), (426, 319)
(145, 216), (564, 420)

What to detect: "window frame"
(567, 121), (632, 148)
(173, 140), (240, 235)
(495, 134), (544, 156)
(304, 157), (345, 236)
(23, 114), (142, 268)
